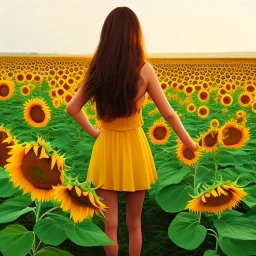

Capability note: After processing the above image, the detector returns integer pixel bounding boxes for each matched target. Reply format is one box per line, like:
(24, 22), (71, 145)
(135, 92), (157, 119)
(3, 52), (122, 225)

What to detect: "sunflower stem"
(193, 162), (199, 192)
(207, 228), (219, 252)
(35, 201), (42, 223)
(39, 206), (60, 220)
(35, 241), (41, 251)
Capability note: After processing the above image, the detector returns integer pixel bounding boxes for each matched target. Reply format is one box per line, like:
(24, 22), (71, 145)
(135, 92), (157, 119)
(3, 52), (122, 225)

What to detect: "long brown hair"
(83, 6), (147, 121)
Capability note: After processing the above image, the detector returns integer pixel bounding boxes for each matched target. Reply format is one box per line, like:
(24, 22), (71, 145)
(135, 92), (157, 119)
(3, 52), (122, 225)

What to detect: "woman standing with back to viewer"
(66, 6), (197, 256)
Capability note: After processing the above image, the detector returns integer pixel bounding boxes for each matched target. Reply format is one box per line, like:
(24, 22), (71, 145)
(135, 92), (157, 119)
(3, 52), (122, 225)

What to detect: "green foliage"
(0, 168), (20, 198)
(34, 247), (72, 256)
(0, 224), (34, 256)
(168, 212), (207, 250)
(0, 196), (33, 223)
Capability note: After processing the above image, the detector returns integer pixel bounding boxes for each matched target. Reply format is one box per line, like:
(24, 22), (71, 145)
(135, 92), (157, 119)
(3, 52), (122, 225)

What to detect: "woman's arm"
(66, 86), (100, 138)
(144, 63), (196, 152)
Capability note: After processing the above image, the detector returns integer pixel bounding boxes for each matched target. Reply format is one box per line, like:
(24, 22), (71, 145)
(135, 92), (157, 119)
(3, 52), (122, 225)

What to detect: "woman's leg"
(96, 188), (119, 256)
(125, 190), (147, 256)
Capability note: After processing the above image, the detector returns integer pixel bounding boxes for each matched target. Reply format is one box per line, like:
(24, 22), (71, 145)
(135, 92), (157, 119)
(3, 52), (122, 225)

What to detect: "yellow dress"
(86, 99), (158, 192)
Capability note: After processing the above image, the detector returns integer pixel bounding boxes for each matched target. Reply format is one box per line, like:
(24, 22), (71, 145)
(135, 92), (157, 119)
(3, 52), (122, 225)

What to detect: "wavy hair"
(83, 6), (147, 121)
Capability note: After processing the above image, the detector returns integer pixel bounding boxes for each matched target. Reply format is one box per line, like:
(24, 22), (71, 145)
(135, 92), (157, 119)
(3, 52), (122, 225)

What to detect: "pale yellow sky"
(1, 0), (256, 54)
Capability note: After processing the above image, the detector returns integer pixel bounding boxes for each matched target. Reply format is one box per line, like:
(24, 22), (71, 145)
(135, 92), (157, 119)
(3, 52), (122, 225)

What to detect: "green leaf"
(168, 212), (207, 250)
(64, 219), (114, 246)
(158, 164), (191, 186)
(204, 250), (219, 256)
(0, 224), (34, 256)
(216, 149), (251, 167)
(0, 196), (33, 223)
(34, 247), (72, 256)
(0, 171), (20, 198)
(34, 215), (69, 246)
(243, 185), (256, 208)
(219, 237), (256, 256)
(195, 165), (215, 186)
(214, 217), (256, 240)
(156, 184), (194, 213)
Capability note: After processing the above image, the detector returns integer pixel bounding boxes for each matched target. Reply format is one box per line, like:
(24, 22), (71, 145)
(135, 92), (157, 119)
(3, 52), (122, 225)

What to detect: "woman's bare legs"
(96, 188), (119, 256)
(125, 190), (147, 256)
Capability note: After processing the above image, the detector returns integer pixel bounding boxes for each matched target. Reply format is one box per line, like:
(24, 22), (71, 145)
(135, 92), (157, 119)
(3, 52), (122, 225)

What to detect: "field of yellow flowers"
(0, 56), (256, 256)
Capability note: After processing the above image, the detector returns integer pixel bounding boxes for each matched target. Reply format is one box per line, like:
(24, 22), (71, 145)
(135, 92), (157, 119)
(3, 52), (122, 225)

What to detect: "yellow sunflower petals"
(75, 186), (82, 197)
(33, 145), (39, 156)
(205, 193), (210, 198)
(83, 191), (89, 196)
(201, 195), (206, 203)
(39, 146), (49, 159)
(3, 136), (12, 144)
(211, 189), (218, 197)
(217, 186), (227, 196)
(25, 144), (33, 154)
(89, 192), (98, 208)
(51, 154), (58, 170)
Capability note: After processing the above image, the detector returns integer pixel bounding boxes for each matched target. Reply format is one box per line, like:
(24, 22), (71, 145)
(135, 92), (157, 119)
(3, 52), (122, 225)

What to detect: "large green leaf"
(34, 247), (72, 256)
(0, 196), (33, 223)
(195, 165), (215, 186)
(204, 250), (219, 256)
(64, 219), (114, 246)
(34, 215), (70, 246)
(168, 212), (207, 250)
(156, 184), (194, 213)
(243, 185), (256, 208)
(219, 237), (256, 256)
(0, 224), (34, 256)
(216, 149), (251, 167)
(214, 217), (256, 240)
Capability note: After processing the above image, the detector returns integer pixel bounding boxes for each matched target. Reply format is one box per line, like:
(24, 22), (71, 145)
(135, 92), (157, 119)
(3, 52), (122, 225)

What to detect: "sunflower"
(236, 110), (247, 124)
(0, 81), (14, 100)
(148, 121), (170, 145)
(16, 73), (25, 83)
(0, 125), (16, 168)
(148, 107), (159, 116)
(53, 185), (108, 223)
(5, 137), (64, 202)
(53, 98), (61, 108)
(218, 88), (226, 96)
(210, 119), (219, 128)
(182, 85), (194, 95)
(198, 106), (209, 118)
(198, 90), (210, 102)
(238, 92), (252, 107)
(33, 75), (43, 84)
(20, 85), (31, 96)
(63, 93), (73, 105)
(245, 84), (255, 94)
(218, 119), (250, 148)
(160, 82), (168, 92)
(24, 98), (51, 127)
(186, 103), (196, 113)
(27, 83), (36, 91)
(176, 138), (201, 166)
(222, 108), (228, 114)
(221, 94), (233, 106)
(25, 73), (33, 82)
(252, 101), (256, 113)
(201, 129), (219, 152)
(186, 181), (247, 214)
(57, 88), (65, 97)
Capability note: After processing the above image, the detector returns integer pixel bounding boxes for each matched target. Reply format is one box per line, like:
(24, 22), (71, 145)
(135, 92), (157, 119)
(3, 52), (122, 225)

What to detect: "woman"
(66, 6), (197, 256)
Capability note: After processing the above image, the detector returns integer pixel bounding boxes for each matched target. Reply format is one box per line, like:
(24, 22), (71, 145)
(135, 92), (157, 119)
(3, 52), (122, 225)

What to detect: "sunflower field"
(0, 56), (256, 256)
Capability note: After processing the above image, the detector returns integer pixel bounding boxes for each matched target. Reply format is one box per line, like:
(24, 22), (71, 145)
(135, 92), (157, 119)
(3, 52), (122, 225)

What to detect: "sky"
(1, 0), (256, 54)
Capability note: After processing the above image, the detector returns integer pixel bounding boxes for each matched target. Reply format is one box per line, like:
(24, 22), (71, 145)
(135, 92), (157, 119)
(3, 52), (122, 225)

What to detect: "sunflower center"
(189, 105), (195, 111)
(68, 187), (95, 207)
(22, 87), (29, 94)
(241, 95), (250, 104)
(204, 188), (232, 206)
(204, 132), (218, 147)
(21, 147), (62, 189)
(199, 108), (207, 115)
(183, 148), (195, 160)
(223, 96), (231, 104)
(26, 74), (32, 80)
(0, 85), (9, 97)
(223, 127), (242, 145)
(17, 74), (24, 81)
(161, 83), (167, 90)
(153, 127), (167, 140)
(200, 92), (208, 100)
(30, 105), (46, 123)
(186, 87), (193, 93)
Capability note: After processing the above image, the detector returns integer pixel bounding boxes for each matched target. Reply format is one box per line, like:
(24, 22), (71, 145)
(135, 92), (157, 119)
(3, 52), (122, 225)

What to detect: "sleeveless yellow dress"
(86, 98), (158, 192)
